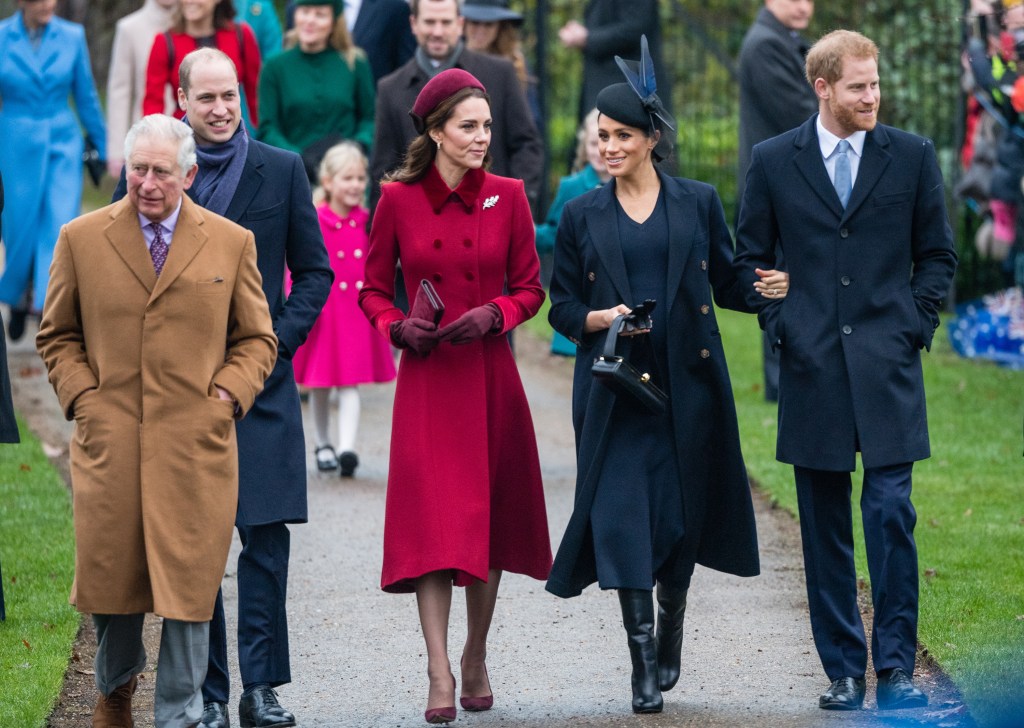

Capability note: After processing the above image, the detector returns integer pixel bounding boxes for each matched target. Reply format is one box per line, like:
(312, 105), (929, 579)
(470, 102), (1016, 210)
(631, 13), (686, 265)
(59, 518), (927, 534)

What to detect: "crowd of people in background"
(0, 0), (967, 725)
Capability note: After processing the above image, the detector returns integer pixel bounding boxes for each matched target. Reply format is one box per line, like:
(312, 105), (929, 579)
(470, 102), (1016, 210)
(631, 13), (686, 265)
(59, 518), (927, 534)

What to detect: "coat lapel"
(151, 197), (208, 300)
(105, 198), (159, 294)
(586, 184), (633, 305)
(661, 174), (696, 315)
(842, 126), (892, 220)
(792, 119), (844, 217)
(222, 142), (264, 224)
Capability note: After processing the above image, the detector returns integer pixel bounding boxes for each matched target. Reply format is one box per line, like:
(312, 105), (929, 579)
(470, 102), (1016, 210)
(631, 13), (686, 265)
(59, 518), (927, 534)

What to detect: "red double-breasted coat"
(360, 166), (552, 593)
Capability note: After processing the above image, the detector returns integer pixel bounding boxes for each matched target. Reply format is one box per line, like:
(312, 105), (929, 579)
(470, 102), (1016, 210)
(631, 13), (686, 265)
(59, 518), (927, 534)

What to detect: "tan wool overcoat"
(37, 196), (277, 622)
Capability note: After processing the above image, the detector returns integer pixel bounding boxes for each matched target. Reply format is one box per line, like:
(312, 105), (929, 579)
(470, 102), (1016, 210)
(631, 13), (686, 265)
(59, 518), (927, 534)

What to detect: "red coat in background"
(360, 166), (552, 593)
(143, 23), (260, 125)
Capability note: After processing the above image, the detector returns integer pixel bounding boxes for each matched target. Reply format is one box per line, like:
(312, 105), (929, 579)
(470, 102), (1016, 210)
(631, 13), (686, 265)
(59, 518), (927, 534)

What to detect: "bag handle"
(601, 314), (628, 358)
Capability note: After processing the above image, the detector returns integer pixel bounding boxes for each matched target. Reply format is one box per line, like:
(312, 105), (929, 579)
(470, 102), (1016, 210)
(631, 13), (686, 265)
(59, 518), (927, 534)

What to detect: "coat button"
(354, 249), (363, 259)
(349, 219), (356, 227)
(587, 271), (596, 282)
(840, 228), (849, 238)
(336, 250), (345, 259)
(841, 275), (851, 286)
(355, 280), (363, 289)
(433, 273), (442, 283)
(842, 324), (852, 335)
(465, 272), (475, 281)
(701, 259), (708, 270)
(334, 222), (342, 230)
(434, 239), (442, 249)
(463, 238), (473, 247)
(339, 281), (348, 291)
(699, 348), (710, 358)
(700, 304), (710, 315)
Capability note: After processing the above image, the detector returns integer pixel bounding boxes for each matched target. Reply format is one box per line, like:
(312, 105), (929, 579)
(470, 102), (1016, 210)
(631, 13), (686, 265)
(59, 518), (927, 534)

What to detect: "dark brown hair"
(383, 86), (491, 184)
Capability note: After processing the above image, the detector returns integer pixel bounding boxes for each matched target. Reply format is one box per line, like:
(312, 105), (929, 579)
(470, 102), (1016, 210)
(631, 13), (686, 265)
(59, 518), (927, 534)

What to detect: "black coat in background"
(737, 7), (817, 207)
(115, 139), (333, 524)
(0, 169), (17, 444)
(734, 118), (958, 471)
(352, 0), (416, 84)
(577, 0), (666, 122)
(370, 49), (544, 214)
(545, 173), (759, 598)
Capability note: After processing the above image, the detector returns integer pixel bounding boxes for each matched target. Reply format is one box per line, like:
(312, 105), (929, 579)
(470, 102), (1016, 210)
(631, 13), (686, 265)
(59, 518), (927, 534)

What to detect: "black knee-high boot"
(618, 589), (664, 713)
(655, 582), (688, 691)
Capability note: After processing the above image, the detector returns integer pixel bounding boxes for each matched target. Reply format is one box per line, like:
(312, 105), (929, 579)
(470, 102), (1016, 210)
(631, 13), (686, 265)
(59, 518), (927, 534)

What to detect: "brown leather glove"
(438, 304), (501, 345)
(390, 317), (441, 355)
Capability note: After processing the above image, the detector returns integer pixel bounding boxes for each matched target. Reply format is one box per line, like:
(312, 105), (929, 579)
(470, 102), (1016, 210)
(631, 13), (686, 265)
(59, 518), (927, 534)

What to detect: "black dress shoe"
(819, 676), (866, 710)
(201, 701), (230, 728)
(238, 686), (295, 728)
(339, 450), (359, 477)
(877, 667), (928, 709)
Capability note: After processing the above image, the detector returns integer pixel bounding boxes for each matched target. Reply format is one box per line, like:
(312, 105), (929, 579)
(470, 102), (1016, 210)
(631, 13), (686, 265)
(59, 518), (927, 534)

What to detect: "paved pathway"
(6, 324), (967, 727)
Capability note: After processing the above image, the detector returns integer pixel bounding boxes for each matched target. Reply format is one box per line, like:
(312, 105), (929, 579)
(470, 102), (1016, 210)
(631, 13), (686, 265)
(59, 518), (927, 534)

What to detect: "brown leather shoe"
(93, 674), (137, 727)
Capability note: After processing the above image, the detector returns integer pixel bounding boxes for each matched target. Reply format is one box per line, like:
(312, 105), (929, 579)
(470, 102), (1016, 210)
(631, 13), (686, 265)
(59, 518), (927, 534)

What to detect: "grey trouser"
(93, 613), (208, 727)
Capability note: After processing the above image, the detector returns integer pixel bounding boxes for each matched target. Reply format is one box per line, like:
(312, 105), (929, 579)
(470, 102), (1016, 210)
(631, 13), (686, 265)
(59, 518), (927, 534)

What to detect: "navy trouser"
(203, 522), (291, 703)
(794, 463), (919, 680)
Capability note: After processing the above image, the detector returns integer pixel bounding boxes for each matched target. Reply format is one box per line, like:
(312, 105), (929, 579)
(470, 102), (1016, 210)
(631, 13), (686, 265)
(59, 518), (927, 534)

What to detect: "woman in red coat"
(143, 0), (260, 125)
(359, 69), (551, 724)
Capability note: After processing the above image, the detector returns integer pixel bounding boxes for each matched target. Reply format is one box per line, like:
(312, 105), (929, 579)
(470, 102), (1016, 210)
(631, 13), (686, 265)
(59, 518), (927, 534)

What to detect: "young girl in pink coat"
(290, 142), (396, 476)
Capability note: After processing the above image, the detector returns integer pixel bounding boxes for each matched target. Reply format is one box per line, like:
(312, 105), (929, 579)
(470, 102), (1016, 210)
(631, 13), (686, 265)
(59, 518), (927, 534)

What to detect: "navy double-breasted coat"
(116, 139), (332, 524)
(545, 173), (760, 598)
(734, 118), (958, 471)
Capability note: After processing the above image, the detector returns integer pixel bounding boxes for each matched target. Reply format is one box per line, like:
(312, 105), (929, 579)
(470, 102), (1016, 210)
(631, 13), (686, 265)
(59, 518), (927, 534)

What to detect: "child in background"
(291, 142), (396, 476)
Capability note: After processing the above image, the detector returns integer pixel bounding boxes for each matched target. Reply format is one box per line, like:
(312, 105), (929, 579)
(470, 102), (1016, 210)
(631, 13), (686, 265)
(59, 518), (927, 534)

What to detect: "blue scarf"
(187, 119), (249, 216)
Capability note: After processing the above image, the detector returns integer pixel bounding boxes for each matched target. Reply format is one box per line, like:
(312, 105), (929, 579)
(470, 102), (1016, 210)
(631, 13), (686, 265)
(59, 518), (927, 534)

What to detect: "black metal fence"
(523, 0), (996, 300)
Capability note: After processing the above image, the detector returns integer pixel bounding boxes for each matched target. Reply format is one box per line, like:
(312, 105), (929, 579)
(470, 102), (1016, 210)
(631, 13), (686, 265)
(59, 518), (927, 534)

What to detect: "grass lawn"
(528, 298), (1022, 726)
(0, 419), (78, 727)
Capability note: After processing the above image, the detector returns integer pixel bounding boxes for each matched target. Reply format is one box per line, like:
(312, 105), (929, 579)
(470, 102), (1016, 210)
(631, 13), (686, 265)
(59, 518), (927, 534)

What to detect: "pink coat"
(360, 166), (552, 592)
(290, 204), (396, 387)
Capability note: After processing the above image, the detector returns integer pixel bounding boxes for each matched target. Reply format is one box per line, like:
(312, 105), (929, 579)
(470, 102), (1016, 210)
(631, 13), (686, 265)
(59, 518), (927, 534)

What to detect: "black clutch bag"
(82, 136), (104, 188)
(591, 312), (667, 415)
(410, 279), (445, 325)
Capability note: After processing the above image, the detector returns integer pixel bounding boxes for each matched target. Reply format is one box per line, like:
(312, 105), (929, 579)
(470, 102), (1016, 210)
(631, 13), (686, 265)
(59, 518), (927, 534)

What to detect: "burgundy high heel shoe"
(424, 674), (456, 724)
(459, 658), (494, 712)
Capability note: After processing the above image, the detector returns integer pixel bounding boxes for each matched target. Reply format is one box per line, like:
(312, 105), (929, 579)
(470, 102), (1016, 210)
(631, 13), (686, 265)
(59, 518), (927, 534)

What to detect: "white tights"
(309, 386), (361, 453)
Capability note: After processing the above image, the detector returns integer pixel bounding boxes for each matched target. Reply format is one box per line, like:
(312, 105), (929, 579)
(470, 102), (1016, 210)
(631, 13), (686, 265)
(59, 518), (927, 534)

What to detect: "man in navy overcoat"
(735, 30), (957, 712)
(116, 48), (331, 728)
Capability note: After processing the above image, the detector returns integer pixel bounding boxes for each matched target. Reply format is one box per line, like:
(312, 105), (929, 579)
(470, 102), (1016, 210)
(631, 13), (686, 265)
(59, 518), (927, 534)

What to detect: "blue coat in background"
(0, 12), (105, 311)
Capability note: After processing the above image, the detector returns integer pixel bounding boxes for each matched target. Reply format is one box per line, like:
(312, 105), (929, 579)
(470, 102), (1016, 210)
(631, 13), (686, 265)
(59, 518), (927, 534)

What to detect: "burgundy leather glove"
(438, 304), (501, 345)
(390, 317), (441, 355)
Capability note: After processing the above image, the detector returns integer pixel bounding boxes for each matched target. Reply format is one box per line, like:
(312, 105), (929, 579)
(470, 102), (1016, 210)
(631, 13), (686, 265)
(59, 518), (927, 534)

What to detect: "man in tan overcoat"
(36, 114), (277, 728)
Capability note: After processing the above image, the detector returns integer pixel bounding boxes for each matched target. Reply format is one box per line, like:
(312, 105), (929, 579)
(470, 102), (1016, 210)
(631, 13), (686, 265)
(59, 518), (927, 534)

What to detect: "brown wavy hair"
(383, 86), (492, 184)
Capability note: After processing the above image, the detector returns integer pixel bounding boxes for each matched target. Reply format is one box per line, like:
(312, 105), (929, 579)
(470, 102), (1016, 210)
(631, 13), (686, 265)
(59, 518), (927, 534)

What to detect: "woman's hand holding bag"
(390, 318), (441, 355)
(438, 304), (501, 345)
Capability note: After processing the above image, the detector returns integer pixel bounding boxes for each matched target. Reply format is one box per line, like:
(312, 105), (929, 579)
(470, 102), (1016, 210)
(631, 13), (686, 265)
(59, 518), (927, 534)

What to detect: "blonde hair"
(313, 141), (368, 205)
(805, 30), (879, 87)
(573, 108), (600, 172)
(474, 21), (530, 90)
(284, 13), (363, 68)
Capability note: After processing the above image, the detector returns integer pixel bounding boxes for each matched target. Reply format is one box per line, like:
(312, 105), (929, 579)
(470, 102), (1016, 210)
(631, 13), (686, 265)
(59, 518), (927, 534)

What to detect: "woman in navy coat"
(545, 67), (786, 713)
(0, 0), (105, 337)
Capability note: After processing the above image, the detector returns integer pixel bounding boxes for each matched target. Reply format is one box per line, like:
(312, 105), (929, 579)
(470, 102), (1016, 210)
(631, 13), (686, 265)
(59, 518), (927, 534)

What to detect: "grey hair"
(123, 114), (198, 177)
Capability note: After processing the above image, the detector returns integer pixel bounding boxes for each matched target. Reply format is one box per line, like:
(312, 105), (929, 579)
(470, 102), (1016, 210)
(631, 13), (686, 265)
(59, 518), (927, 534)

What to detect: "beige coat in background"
(105, 0), (177, 171)
(36, 195), (277, 622)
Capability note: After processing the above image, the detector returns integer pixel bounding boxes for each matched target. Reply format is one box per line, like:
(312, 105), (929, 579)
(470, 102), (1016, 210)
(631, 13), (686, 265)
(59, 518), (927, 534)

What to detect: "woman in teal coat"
(0, 0), (105, 337)
(536, 108), (608, 355)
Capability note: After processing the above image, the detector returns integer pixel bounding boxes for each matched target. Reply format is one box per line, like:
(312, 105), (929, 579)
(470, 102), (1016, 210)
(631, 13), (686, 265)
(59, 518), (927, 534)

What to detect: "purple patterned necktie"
(149, 222), (168, 276)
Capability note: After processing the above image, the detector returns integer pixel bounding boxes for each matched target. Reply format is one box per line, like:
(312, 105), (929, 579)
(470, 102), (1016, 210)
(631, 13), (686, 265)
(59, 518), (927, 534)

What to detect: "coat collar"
(792, 116), (892, 221)
(105, 196), (209, 300)
(5, 13), (65, 83)
(420, 164), (485, 213)
(581, 169), (695, 312)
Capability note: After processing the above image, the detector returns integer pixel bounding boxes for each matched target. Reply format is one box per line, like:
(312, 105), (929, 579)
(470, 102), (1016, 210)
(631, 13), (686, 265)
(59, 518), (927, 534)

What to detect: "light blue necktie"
(833, 139), (852, 208)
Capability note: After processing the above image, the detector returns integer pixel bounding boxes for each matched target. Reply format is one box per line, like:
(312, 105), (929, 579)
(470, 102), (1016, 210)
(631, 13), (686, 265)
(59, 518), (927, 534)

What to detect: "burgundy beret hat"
(409, 69), (487, 134)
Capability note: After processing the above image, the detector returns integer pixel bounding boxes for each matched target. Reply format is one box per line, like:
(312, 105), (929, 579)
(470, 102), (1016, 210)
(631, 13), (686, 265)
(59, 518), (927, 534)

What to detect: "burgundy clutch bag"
(410, 279), (445, 325)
